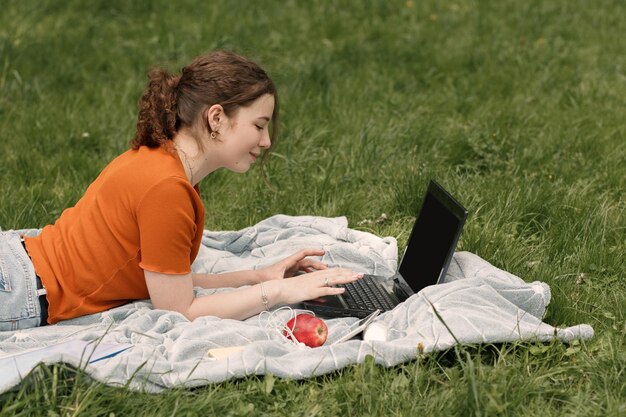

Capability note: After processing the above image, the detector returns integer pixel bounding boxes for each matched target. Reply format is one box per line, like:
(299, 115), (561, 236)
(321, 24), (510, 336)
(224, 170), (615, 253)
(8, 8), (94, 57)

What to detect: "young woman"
(0, 50), (363, 331)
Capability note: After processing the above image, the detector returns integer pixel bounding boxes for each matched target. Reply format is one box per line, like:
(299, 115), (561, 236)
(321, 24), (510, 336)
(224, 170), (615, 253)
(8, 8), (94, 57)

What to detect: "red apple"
(283, 314), (328, 347)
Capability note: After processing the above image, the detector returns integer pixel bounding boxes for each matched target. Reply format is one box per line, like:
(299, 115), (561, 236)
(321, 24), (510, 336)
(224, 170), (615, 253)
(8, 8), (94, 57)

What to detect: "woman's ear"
(206, 104), (224, 132)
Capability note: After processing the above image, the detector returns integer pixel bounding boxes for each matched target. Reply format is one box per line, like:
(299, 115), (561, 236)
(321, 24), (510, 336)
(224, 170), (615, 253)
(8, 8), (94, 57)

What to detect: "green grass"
(1, 0), (624, 415)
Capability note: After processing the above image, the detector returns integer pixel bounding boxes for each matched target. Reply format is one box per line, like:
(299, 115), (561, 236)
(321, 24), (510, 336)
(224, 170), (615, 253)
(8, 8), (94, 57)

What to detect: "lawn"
(0, 0), (624, 415)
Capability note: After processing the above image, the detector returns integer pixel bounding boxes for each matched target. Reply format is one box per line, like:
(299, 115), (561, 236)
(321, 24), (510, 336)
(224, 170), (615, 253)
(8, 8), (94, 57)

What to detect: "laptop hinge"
(393, 278), (411, 300)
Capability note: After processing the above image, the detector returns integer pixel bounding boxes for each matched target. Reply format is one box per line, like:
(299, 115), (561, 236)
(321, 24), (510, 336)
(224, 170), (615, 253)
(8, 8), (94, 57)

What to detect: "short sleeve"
(136, 177), (201, 274)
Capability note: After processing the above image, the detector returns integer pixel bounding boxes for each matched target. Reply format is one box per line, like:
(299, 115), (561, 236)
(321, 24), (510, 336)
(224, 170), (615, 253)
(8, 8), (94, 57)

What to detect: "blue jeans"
(0, 230), (45, 331)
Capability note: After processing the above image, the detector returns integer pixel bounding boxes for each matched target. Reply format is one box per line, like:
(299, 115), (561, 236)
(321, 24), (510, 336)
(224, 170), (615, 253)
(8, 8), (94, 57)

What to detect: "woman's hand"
(255, 248), (365, 307)
(257, 249), (328, 282)
(266, 268), (364, 305)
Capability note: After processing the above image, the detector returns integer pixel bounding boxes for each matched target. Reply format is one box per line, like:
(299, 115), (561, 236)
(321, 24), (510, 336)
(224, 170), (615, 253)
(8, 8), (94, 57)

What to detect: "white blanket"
(0, 215), (593, 393)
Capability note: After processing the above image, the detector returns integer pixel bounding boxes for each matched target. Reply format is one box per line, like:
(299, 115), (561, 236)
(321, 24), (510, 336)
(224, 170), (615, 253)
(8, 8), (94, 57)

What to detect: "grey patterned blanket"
(0, 215), (593, 393)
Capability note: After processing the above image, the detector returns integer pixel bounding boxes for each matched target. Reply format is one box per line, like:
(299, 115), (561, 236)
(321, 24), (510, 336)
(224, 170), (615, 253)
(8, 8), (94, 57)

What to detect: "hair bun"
(170, 75), (181, 89)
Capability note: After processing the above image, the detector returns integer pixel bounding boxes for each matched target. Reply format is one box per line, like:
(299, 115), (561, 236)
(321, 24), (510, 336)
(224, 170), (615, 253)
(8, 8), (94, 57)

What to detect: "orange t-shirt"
(24, 145), (205, 324)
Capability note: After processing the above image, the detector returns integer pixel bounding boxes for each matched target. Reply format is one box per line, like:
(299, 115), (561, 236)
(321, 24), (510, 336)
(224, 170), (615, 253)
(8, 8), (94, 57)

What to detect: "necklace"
(174, 143), (194, 185)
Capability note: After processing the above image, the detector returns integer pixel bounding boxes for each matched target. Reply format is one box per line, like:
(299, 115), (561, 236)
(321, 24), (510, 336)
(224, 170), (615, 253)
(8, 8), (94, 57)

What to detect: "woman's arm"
(191, 249), (330, 289)
(191, 271), (261, 289)
(145, 267), (361, 321)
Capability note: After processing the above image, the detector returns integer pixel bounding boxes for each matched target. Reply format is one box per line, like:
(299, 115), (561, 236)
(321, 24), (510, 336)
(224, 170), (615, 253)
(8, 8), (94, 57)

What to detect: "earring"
(210, 131), (218, 139)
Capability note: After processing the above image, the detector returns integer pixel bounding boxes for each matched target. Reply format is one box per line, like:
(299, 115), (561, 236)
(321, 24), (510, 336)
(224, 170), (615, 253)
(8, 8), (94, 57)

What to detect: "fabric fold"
(0, 215), (593, 393)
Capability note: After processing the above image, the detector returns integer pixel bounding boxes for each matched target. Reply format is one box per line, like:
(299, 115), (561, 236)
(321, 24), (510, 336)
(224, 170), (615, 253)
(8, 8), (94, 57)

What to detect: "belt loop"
(19, 235), (49, 326)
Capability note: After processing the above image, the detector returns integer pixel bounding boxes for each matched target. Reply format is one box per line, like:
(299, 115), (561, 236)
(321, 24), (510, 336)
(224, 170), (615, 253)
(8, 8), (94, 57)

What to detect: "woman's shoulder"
(89, 145), (191, 202)
(118, 144), (178, 166)
(107, 145), (185, 181)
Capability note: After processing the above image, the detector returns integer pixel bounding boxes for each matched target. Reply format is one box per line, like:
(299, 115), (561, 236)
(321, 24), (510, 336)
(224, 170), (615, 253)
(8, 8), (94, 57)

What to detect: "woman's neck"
(172, 129), (220, 186)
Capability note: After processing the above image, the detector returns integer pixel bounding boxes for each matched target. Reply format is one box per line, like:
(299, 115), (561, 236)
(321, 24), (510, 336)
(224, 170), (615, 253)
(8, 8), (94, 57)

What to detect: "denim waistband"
(20, 239), (49, 326)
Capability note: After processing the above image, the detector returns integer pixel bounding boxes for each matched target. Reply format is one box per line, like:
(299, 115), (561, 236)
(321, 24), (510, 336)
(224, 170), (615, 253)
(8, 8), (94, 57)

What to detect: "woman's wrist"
(253, 268), (268, 284)
(255, 266), (280, 284)
(259, 281), (270, 311)
(261, 279), (283, 307)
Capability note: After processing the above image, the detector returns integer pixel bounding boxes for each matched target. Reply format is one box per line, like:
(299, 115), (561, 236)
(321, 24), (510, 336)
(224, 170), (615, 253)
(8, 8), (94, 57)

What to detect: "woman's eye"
(255, 125), (263, 131)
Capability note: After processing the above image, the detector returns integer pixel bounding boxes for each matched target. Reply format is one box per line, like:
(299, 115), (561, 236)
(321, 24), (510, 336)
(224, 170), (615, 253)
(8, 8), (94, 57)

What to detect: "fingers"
(313, 271), (363, 299)
(279, 268), (365, 305)
(305, 268), (363, 287)
(324, 271), (364, 287)
(292, 248), (325, 260)
(315, 268), (362, 277)
(288, 249), (327, 274)
(298, 258), (328, 272)
(317, 286), (348, 297)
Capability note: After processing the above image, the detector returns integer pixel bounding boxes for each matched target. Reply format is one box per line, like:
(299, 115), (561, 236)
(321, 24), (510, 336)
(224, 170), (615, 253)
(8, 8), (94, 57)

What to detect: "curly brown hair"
(131, 50), (279, 172)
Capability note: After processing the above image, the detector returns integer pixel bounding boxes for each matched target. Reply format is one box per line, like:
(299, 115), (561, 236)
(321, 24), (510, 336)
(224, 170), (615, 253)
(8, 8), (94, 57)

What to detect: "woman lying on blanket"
(0, 50), (363, 331)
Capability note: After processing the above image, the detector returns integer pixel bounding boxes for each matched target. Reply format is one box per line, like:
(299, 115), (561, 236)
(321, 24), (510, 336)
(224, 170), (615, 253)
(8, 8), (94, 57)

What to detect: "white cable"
(258, 306), (316, 349)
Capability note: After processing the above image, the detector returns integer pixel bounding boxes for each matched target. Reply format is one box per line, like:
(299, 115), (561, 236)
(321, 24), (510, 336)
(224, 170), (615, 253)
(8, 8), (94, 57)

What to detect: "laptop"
(303, 180), (468, 318)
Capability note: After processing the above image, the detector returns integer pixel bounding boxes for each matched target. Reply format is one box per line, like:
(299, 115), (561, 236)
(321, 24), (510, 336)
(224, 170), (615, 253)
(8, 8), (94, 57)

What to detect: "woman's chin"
(227, 163), (252, 174)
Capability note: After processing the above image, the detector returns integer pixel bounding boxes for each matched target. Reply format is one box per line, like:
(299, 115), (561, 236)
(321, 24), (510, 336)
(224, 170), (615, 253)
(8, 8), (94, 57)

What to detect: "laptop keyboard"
(338, 275), (397, 311)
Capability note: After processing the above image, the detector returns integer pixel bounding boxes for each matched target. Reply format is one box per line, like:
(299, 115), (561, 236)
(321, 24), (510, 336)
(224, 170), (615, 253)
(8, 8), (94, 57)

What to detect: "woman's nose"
(260, 130), (271, 149)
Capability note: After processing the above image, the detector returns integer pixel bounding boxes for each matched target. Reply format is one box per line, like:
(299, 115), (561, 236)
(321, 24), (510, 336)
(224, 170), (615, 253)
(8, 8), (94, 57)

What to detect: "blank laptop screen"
(398, 190), (463, 291)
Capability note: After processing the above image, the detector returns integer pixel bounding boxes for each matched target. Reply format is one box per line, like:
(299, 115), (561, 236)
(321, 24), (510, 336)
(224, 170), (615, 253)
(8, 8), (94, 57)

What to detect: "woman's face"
(217, 94), (275, 173)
